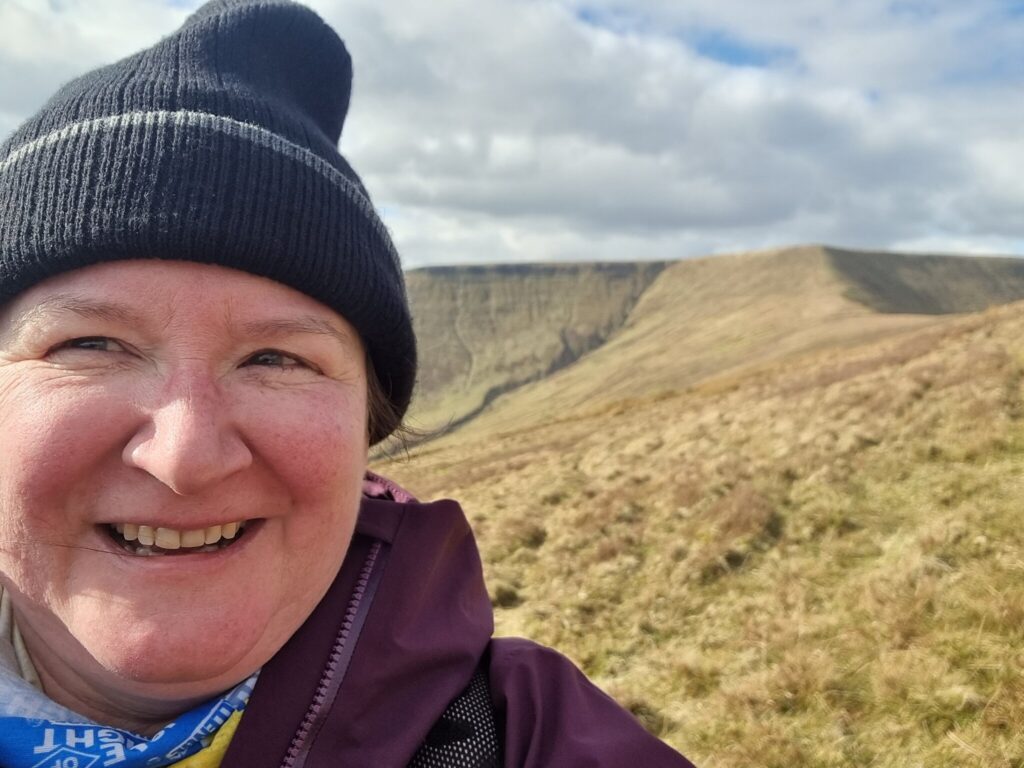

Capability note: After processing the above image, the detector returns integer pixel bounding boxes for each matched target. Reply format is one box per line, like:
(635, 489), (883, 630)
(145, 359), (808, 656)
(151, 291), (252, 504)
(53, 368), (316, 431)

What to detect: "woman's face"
(0, 260), (368, 716)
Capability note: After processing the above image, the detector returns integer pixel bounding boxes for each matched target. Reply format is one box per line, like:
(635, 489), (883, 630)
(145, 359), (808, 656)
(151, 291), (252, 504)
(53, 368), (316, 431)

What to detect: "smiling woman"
(0, 1), (693, 766)
(0, 261), (368, 714)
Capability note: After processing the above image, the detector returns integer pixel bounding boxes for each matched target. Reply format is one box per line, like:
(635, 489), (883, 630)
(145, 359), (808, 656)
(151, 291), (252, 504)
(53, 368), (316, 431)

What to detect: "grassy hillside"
(378, 291), (1024, 766)
(405, 246), (1024, 442)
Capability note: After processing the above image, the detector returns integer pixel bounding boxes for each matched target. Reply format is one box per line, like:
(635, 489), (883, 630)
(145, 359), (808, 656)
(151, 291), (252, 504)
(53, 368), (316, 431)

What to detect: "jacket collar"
(224, 482), (493, 767)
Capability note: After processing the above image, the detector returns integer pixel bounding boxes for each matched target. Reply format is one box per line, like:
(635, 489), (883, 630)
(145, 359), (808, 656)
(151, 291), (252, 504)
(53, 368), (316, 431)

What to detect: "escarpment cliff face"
(403, 246), (1024, 439)
(405, 261), (666, 432)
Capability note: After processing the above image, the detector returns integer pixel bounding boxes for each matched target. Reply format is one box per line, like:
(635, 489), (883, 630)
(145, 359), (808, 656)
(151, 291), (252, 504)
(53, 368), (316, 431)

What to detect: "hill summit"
(404, 245), (1024, 436)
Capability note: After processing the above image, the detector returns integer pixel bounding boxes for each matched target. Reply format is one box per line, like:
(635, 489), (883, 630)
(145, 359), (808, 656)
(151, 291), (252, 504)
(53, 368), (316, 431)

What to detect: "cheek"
(0, 380), (130, 605)
(241, 386), (368, 503)
(0, 380), (125, 517)
(0, 383), (132, 504)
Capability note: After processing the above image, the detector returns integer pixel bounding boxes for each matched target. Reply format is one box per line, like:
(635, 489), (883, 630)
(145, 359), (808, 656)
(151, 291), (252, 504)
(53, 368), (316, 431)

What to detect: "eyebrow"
(238, 316), (358, 351)
(3, 294), (142, 342)
(3, 294), (358, 352)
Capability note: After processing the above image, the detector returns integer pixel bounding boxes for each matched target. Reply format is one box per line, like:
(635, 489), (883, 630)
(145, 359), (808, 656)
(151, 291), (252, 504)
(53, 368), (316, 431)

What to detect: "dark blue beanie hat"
(0, 0), (415, 444)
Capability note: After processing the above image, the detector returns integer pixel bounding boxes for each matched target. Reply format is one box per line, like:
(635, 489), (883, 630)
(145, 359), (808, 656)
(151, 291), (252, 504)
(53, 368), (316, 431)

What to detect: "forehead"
(1, 260), (360, 346)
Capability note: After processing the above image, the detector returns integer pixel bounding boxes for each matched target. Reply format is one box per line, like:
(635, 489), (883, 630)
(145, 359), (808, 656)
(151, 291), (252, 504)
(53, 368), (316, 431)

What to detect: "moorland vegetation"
(377, 246), (1024, 767)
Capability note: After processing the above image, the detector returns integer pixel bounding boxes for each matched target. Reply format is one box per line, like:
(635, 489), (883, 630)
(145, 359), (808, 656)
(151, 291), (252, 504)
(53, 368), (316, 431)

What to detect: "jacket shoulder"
(487, 638), (696, 768)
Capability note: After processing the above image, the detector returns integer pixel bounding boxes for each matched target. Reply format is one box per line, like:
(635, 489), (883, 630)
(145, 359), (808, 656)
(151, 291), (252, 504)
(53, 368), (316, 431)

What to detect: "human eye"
(49, 337), (126, 354)
(242, 349), (315, 371)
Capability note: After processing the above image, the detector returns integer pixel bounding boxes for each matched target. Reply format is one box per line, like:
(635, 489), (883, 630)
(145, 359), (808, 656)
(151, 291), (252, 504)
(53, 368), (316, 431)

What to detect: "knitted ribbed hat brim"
(0, 110), (414, 441)
(0, 1), (416, 443)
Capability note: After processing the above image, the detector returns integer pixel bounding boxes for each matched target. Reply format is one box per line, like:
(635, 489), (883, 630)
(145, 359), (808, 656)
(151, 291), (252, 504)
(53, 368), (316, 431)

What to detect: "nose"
(123, 373), (253, 495)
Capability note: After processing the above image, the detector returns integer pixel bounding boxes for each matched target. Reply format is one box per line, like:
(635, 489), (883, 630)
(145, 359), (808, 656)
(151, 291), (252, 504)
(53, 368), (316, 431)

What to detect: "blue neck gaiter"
(0, 672), (257, 768)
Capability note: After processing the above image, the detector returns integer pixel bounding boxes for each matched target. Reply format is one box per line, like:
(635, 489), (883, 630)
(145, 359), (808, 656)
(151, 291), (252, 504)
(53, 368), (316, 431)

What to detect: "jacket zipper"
(279, 539), (386, 768)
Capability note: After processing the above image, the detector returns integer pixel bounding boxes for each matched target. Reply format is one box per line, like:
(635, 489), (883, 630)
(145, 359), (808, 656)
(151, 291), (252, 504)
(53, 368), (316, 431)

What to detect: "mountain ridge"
(403, 245), (1024, 439)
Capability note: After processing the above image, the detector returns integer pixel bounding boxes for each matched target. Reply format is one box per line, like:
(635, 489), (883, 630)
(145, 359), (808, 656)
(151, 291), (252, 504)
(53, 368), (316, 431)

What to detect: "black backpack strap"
(408, 665), (503, 768)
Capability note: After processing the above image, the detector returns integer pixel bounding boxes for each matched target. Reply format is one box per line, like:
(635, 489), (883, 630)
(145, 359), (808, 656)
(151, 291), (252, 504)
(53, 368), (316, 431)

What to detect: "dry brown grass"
(378, 285), (1024, 765)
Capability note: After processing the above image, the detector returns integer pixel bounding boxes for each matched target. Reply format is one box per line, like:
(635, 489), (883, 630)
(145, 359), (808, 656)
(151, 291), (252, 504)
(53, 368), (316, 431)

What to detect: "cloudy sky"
(1, 0), (1022, 267)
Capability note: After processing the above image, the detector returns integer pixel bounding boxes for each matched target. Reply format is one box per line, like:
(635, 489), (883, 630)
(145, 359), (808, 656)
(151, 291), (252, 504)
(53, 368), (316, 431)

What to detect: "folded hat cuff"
(0, 109), (415, 440)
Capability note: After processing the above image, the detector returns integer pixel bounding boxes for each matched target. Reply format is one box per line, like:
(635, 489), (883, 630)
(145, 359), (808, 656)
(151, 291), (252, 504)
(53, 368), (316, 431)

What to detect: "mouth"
(104, 520), (252, 556)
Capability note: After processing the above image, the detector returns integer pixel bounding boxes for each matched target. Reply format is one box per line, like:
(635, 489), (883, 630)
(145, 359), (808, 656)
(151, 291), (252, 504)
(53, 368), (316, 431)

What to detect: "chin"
(72, 601), (277, 691)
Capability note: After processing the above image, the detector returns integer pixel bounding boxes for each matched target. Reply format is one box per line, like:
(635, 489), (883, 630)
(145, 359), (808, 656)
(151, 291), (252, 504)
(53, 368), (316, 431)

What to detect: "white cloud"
(567, 0), (1024, 91)
(0, 0), (187, 119)
(2, 0), (1023, 264)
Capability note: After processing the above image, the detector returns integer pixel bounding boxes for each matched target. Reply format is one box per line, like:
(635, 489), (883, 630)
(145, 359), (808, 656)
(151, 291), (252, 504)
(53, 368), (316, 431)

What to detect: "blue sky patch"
(888, 1), (939, 22)
(575, 7), (794, 69)
(575, 6), (646, 34)
(576, 7), (605, 26)
(688, 29), (796, 69)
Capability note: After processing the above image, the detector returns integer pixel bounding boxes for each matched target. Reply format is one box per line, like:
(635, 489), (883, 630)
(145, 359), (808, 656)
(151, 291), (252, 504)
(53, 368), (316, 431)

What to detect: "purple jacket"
(222, 475), (695, 767)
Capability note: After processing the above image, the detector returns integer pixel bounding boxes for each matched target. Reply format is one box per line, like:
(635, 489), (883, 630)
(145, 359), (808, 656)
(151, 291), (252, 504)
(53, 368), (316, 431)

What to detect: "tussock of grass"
(378, 298), (1024, 766)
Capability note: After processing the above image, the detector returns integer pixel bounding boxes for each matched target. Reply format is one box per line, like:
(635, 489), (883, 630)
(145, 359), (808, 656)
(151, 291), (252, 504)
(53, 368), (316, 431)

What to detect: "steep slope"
(377, 298), (1024, 766)
(827, 246), (1024, 314)
(437, 245), (1024, 439)
(405, 262), (665, 431)
(441, 245), (923, 436)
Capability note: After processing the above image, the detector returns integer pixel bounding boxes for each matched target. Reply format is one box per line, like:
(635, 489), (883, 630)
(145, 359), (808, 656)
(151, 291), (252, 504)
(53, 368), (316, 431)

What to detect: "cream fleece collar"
(0, 587), (92, 722)
(0, 587), (42, 688)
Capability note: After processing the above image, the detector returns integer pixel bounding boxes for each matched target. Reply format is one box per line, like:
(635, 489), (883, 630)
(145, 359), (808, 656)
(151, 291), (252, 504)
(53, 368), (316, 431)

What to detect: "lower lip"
(95, 521), (265, 573)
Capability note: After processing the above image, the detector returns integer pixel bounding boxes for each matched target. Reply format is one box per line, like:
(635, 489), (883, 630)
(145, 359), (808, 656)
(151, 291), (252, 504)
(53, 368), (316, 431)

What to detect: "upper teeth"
(113, 522), (245, 550)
